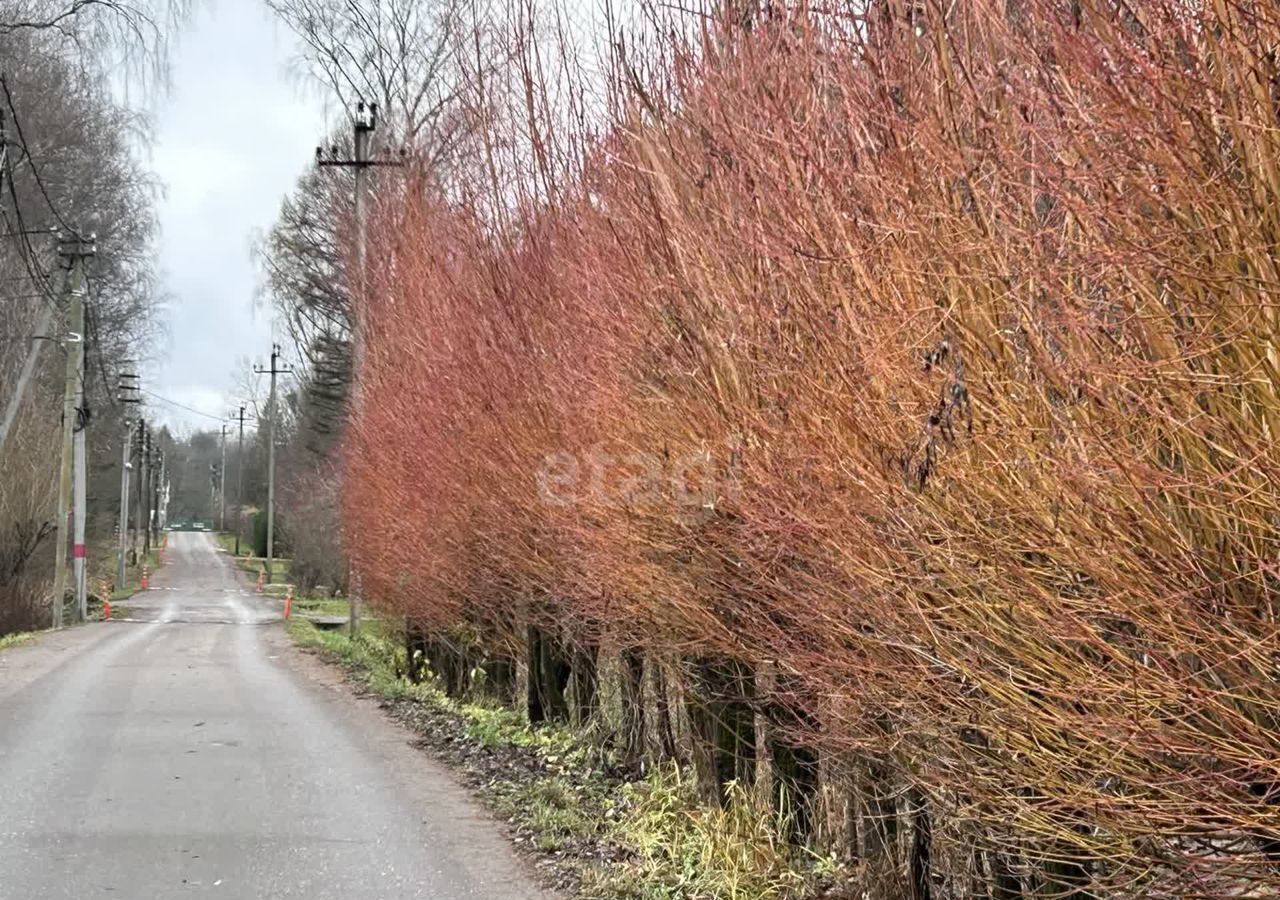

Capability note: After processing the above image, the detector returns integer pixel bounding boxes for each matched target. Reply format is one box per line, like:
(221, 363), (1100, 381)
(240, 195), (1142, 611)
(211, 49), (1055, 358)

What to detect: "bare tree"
(255, 161), (352, 452)
(0, 0), (187, 83)
(0, 22), (164, 630)
(267, 0), (475, 160)
(260, 0), (482, 447)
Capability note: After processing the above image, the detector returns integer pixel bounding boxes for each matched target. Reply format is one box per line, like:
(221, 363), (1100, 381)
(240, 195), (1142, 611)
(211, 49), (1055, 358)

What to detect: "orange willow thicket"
(344, 1), (1280, 894)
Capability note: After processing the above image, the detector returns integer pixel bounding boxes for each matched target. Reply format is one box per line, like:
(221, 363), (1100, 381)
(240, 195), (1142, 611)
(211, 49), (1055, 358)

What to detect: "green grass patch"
(214, 531), (248, 556)
(0, 631), (36, 652)
(489, 771), (605, 854)
(248, 558), (292, 582)
(287, 616), (420, 700)
(582, 772), (823, 900)
(292, 597), (350, 617)
(213, 532), (290, 580)
(94, 547), (161, 601)
(221, 548), (293, 589)
(89, 544), (160, 601)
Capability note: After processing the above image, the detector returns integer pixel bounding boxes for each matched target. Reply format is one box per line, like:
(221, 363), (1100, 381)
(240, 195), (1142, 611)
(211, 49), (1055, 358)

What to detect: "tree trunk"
(621, 647), (647, 770)
(865, 757), (898, 859)
(845, 782), (861, 862)
(1042, 856), (1092, 900)
(572, 641), (599, 726)
(1041, 823), (1095, 900)
(990, 848), (1023, 900)
(485, 654), (518, 705)
(527, 624), (571, 723)
(652, 659), (678, 761)
(1250, 779), (1280, 865)
(526, 625), (544, 723)
(404, 619), (429, 684)
(427, 637), (468, 698)
(909, 788), (933, 900)
(767, 672), (820, 843)
(772, 739), (820, 844)
(685, 656), (756, 806)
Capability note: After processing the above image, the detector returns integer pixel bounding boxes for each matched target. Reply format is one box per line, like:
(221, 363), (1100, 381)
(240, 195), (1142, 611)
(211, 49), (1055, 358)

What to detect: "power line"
(85, 292), (114, 409)
(1, 227), (57, 237)
(0, 108), (59, 308)
(1, 171), (57, 305)
(140, 388), (228, 423)
(0, 72), (73, 233)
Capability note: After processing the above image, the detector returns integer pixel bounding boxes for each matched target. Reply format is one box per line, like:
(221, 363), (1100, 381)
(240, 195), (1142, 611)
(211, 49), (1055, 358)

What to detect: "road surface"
(0, 531), (550, 899)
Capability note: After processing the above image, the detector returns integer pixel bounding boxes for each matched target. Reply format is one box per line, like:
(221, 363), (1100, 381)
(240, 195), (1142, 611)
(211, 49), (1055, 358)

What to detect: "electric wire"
(0, 72), (74, 233)
(140, 388), (228, 423)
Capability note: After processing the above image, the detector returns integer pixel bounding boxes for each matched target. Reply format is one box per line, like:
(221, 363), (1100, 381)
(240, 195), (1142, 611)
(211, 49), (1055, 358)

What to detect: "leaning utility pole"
(253, 346), (290, 584)
(317, 101), (403, 635)
(49, 232), (95, 629)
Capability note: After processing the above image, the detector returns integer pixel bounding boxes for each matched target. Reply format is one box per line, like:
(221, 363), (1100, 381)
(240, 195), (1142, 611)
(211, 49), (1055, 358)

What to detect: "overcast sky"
(144, 0), (326, 434)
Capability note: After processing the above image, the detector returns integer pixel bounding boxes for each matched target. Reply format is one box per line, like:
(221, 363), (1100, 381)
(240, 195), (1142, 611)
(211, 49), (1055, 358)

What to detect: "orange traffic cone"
(283, 584), (293, 620)
(140, 566), (150, 590)
(256, 570), (265, 593)
(99, 579), (111, 620)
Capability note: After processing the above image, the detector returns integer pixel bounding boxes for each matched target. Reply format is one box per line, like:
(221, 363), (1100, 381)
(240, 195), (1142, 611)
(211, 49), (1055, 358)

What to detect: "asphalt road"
(0, 531), (551, 900)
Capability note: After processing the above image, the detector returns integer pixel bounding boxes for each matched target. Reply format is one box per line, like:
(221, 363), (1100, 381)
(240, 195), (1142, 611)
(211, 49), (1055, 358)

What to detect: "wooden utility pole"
(71, 318), (87, 622)
(157, 449), (167, 533)
(50, 232), (95, 629)
(253, 346), (290, 584)
(131, 418), (144, 564)
(114, 369), (138, 591)
(317, 101), (403, 635)
(116, 421), (132, 589)
(218, 423), (228, 531)
(151, 446), (163, 546)
(232, 405), (248, 556)
(137, 423), (150, 558)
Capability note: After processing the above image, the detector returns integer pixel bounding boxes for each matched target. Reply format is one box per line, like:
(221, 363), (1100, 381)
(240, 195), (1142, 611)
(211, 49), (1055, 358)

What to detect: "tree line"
(0, 0), (173, 630)
(260, 1), (1280, 897)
